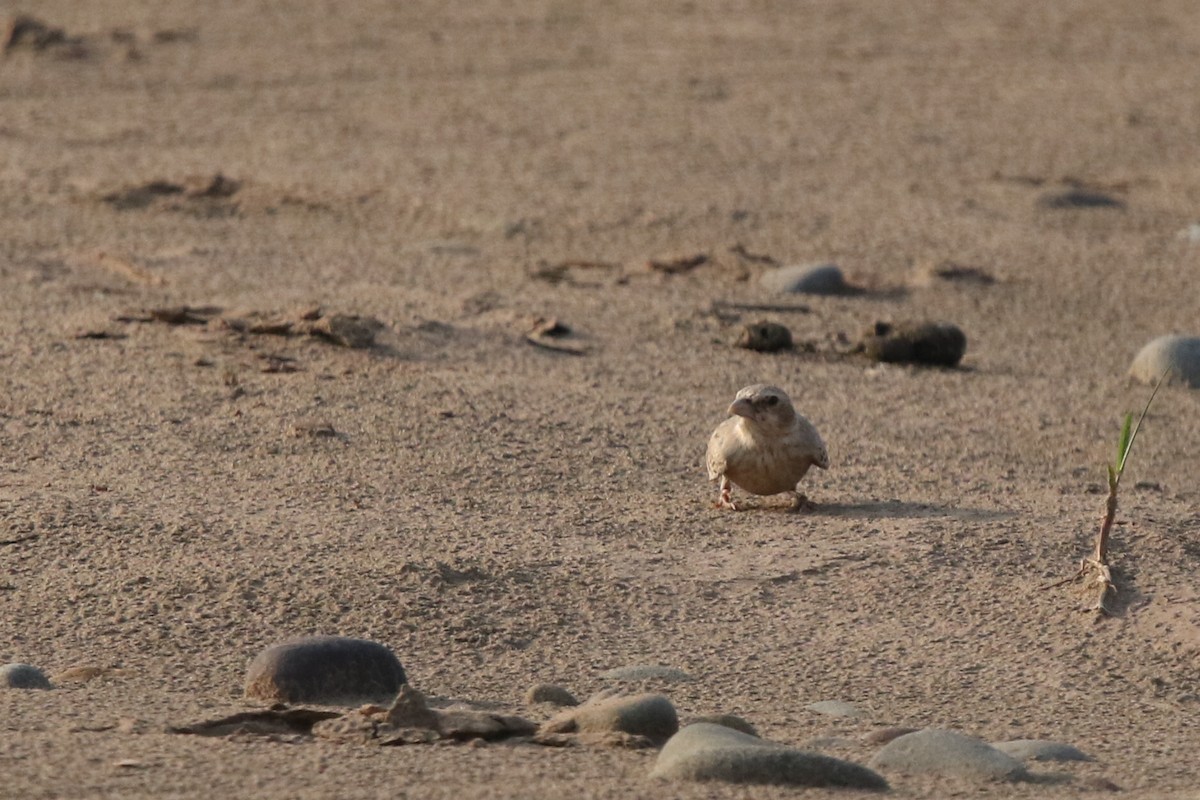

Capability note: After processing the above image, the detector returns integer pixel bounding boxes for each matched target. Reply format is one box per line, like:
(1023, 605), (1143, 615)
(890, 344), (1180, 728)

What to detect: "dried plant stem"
(1078, 487), (1122, 614)
(1093, 487), (1118, 564)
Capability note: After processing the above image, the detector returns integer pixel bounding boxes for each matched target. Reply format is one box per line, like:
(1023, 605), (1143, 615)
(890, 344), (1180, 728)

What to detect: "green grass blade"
(1113, 372), (1167, 489)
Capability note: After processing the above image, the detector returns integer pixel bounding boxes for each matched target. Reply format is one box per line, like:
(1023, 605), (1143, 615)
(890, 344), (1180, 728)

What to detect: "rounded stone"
(1128, 335), (1200, 388)
(1, 663), (52, 690)
(651, 723), (888, 790)
(690, 714), (758, 737)
(600, 664), (692, 683)
(524, 683), (579, 707)
(805, 700), (865, 718)
(869, 729), (1027, 782)
(992, 739), (1093, 763)
(543, 692), (679, 743)
(860, 320), (967, 367)
(760, 263), (852, 295)
(243, 636), (406, 705)
(862, 726), (919, 745)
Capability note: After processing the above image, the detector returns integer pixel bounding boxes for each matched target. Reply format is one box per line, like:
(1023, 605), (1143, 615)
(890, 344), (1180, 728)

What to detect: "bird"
(705, 384), (829, 511)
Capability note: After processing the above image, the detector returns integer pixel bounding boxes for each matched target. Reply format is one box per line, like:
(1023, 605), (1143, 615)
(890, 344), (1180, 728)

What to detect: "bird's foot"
(714, 477), (740, 511)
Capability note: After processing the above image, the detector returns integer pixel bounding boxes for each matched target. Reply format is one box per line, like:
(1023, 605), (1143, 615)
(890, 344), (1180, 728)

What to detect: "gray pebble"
(600, 664), (691, 683)
(243, 635), (406, 705)
(541, 692), (679, 743)
(992, 739), (1093, 763)
(805, 700), (865, 718)
(760, 263), (853, 295)
(869, 729), (1027, 782)
(524, 683), (579, 707)
(1129, 335), (1200, 388)
(651, 723), (888, 790)
(1, 663), (52, 690)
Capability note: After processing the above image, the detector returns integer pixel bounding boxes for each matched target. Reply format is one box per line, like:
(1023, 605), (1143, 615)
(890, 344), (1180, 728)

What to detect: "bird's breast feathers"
(707, 415), (828, 495)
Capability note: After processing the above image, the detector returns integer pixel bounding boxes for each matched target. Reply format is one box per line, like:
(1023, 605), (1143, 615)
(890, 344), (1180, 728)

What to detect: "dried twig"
(646, 252), (708, 274)
(728, 242), (779, 266)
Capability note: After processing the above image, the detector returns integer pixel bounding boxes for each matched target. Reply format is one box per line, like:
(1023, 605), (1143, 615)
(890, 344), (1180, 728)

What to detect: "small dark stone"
(860, 321), (966, 367)
(243, 635), (406, 705)
(1, 663), (52, 690)
(736, 321), (793, 353)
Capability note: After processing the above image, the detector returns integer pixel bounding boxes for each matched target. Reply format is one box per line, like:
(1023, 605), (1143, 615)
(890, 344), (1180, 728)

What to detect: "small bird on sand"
(706, 384), (829, 511)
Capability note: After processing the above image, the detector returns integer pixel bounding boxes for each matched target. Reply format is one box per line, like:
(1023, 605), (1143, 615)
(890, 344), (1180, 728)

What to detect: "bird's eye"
(764, 396), (779, 406)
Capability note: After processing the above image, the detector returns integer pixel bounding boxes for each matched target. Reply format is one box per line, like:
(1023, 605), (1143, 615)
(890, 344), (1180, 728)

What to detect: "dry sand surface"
(2, 1), (1200, 797)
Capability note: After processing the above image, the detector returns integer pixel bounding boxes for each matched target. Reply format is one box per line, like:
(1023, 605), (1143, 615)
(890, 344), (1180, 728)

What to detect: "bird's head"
(728, 384), (796, 430)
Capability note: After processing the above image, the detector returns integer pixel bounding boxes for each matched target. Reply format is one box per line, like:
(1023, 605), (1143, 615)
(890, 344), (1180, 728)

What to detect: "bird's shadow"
(806, 500), (1015, 522)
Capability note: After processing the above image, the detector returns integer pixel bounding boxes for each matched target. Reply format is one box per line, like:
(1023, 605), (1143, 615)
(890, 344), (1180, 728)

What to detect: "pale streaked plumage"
(705, 384), (829, 510)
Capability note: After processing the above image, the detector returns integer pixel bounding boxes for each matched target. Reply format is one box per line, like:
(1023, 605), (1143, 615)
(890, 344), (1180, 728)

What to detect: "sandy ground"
(2, 1), (1200, 797)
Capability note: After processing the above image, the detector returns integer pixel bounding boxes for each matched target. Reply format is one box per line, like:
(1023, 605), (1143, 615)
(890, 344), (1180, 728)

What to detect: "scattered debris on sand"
(3, 14), (197, 60)
(114, 304), (385, 349)
(524, 316), (586, 355)
(99, 174), (331, 217)
(646, 252), (708, 274)
(728, 242), (779, 267)
(101, 174), (243, 215)
(910, 260), (997, 287)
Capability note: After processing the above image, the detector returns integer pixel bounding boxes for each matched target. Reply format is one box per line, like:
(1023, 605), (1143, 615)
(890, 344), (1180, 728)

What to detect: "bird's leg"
(715, 477), (740, 511)
(789, 491), (814, 512)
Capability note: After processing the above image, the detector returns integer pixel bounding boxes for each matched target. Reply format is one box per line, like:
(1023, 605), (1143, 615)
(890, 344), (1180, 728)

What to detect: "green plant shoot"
(1110, 377), (1163, 493)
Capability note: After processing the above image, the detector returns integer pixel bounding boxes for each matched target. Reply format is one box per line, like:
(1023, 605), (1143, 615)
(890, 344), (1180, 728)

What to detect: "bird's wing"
(814, 440), (830, 470)
(794, 414), (830, 469)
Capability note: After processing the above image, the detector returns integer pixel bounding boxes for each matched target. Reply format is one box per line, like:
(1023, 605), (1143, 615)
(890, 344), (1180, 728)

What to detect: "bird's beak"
(728, 398), (754, 418)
